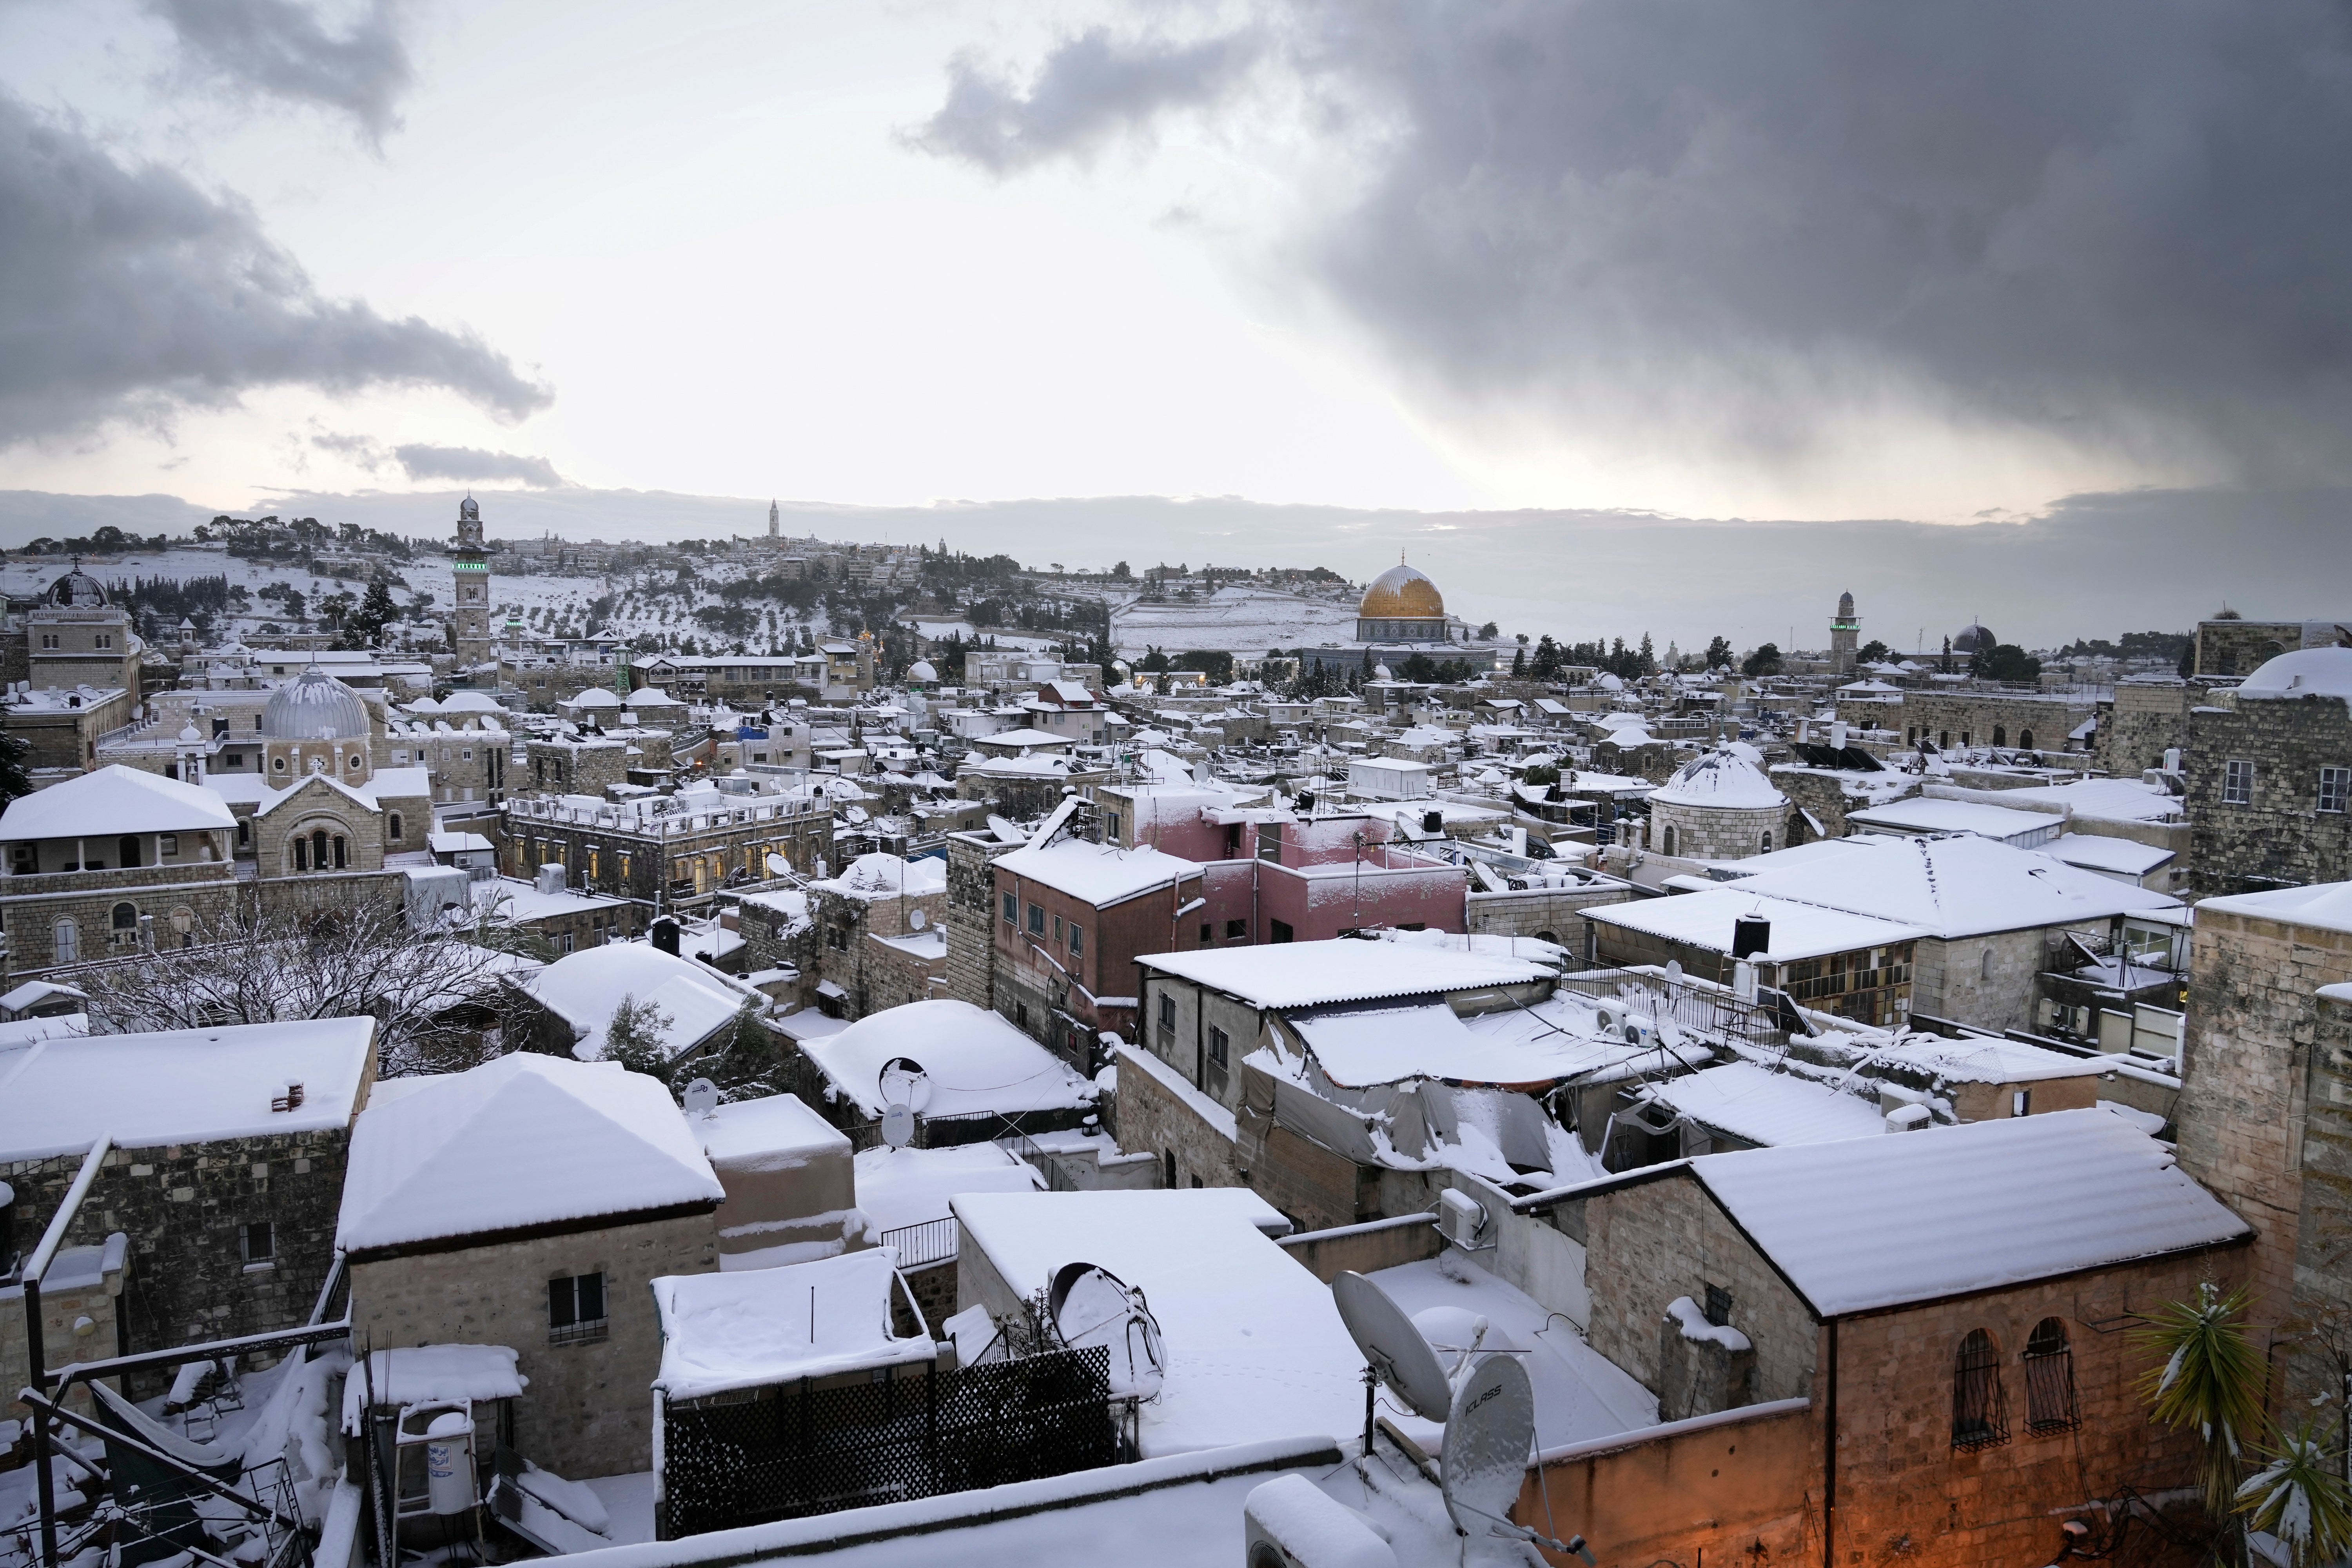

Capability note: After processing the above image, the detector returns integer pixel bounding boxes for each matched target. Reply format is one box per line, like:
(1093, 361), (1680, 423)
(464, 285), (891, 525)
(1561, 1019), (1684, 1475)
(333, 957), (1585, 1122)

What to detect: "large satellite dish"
(1441, 1352), (1536, 1541)
(1049, 1261), (1165, 1401)
(877, 1056), (933, 1113)
(681, 1078), (720, 1117)
(987, 815), (1027, 845)
(1332, 1271), (1451, 1423)
(766, 852), (791, 877)
(879, 1103), (916, 1149)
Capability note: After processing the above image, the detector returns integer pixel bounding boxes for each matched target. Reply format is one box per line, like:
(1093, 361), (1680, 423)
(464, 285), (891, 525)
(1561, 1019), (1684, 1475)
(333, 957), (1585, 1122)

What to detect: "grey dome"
(44, 568), (106, 608)
(1953, 622), (1998, 654)
(459, 496), (480, 523)
(262, 666), (370, 740)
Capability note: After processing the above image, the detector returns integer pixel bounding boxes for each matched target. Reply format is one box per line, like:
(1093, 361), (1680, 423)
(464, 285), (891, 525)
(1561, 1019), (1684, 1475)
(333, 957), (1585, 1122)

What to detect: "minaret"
(1830, 590), (1860, 676)
(451, 495), (493, 669)
(768, 499), (780, 539)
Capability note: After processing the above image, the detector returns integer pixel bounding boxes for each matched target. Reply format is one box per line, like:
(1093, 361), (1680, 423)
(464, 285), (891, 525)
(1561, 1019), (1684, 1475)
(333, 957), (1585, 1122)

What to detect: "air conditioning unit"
(1593, 1006), (1620, 1035)
(1244, 1475), (1397, 1568)
(1437, 1188), (1492, 1251)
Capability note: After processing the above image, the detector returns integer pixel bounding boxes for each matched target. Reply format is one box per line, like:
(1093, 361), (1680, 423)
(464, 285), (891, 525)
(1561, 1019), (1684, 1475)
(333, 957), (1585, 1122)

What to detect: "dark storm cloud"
(392, 444), (566, 488)
(917, 2), (2352, 480)
(0, 91), (552, 448)
(907, 27), (1261, 172)
(146, 0), (413, 143)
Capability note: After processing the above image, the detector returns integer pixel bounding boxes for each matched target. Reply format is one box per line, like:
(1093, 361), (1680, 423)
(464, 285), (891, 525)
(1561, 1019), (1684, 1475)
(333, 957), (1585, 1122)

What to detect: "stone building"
(991, 833), (1203, 1063)
(0, 1018), (377, 1396)
(526, 734), (630, 797)
(4, 563), (145, 694)
(0, 766), (240, 980)
(803, 852), (949, 1020)
(1899, 690), (2092, 756)
(498, 786), (831, 912)
(2095, 675), (2206, 777)
(337, 1053), (725, 1477)
(2175, 880), (2352, 1414)
(942, 825), (1030, 1015)
(2184, 648), (2352, 895)
(0, 683), (135, 784)
(1645, 749), (1790, 860)
(2194, 615), (2350, 678)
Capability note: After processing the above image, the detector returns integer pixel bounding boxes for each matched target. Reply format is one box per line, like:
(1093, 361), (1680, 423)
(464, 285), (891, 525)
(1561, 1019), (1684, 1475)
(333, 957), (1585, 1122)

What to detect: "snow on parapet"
(1136, 938), (1550, 1011)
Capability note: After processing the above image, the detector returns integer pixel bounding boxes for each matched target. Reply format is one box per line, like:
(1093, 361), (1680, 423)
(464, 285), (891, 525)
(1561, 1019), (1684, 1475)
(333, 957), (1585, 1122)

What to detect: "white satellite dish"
(844, 804), (870, 826)
(1332, 1271), (1452, 1424)
(1049, 1261), (1165, 1401)
(681, 1078), (720, 1117)
(1441, 1353), (1541, 1543)
(766, 852), (791, 877)
(908, 908), (926, 930)
(878, 1056), (933, 1113)
(1664, 958), (1684, 985)
(879, 1103), (916, 1149)
(987, 814), (1027, 845)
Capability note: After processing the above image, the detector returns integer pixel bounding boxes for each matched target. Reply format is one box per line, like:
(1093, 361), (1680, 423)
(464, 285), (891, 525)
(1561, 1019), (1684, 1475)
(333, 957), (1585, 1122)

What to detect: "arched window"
(238, 818), (251, 847)
(2018, 728), (2033, 750)
(1759, 832), (1772, 853)
(292, 836), (307, 872)
(1981, 948), (1994, 980)
(2024, 1318), (2080, 1433)
(1660, 825), (1678, 856)
(1953, 1329), (2008, 1449)
(311, 829), (330, 871)
(118, 835), (142, 868)
(333, 835), (348, 869)
(53, 918), (78, 965)
(388, 812), (403, 842)
(111, 901), (136, 932)
(1992, 726), (2006, 748)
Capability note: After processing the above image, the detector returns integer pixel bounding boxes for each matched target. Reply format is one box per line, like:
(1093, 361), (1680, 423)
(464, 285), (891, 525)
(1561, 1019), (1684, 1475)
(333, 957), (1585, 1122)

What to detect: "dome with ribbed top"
(262, 666), (370, 740)
(1358, 563), (1445, 621)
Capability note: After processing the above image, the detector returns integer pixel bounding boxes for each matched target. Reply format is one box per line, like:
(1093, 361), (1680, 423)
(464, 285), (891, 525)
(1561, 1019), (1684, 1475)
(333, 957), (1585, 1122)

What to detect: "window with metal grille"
(2224, 759), (2255, 806)
(1952, 1329), (2009, 1449)
(241, 1222), (275, 1265)
(550, 1271), (608, 1347)
(2023, 1318), (2079, 1434)
(1002, 891), (1016, 924)
(2323, 767), (2351, 815)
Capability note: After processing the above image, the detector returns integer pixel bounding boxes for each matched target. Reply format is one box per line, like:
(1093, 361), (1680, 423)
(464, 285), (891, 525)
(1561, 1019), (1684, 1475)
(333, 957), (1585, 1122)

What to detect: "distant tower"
(769, 499), (780, 539)
(451, 495), (493, 669)
(1830, 590), (1860, 675)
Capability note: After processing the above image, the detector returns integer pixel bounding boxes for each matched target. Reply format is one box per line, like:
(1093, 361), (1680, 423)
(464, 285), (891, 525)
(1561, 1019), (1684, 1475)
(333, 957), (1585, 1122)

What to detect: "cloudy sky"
(2, 1), (2348, 637)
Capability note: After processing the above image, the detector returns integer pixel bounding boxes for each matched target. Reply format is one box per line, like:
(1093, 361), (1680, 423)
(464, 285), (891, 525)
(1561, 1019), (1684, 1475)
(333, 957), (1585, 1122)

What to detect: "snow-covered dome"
(2238, 646), (2352, 701)
(1372, 663), (1393, 681)
(1358, 562), (1444, 620)
(1952, 622), (1998, 655)
(43, 567), (107, 609)
(440, 690), (505, 714)
(906, 660), (938, 683)
(261, 666), (370, 740)
(570, 686), (623, 709)
(1649, 748), (1788, 810)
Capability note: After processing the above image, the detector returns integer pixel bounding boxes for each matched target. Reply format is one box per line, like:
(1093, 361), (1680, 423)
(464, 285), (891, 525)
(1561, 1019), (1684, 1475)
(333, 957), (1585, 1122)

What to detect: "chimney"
(1731, 915), (1772, 960)
(652, 918), (681, 956)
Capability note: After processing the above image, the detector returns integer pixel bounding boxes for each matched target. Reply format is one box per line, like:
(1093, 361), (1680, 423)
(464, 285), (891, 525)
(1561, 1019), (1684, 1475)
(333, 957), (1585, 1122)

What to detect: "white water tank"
(424, 1410), (477, 1515)
(536, 863), (567, 896)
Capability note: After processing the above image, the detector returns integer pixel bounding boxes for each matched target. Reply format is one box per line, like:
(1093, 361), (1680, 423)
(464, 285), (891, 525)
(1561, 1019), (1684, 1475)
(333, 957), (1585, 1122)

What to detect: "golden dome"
(1359, 563), (1445, 620)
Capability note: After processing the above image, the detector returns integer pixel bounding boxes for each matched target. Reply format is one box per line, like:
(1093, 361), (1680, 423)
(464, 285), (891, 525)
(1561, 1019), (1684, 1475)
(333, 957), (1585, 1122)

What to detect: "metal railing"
(877, 1216), (959, 1270)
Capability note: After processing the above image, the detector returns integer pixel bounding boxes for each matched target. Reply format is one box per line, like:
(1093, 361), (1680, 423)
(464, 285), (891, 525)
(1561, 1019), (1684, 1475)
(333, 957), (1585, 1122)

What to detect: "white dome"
(1649, 748), (1788, 810)
(2239, 646), (2352, 701)
(261, 667), (370, 740)
(440, 690), (504, 713)
(907, 660), (938, 683)
(570, 687), (623, 708)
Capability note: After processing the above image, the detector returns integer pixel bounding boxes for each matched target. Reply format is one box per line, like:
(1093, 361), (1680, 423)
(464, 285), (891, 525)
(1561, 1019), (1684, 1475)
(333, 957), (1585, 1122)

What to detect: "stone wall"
(1648, 800), (1786, 861)
(2185, 695), (2352, 894)
(525, 737), (628, 797)
(2178, 903), (2352, 1338)
(1913, 924), (2100, 1035)
(1898, 691), (2092, 754)
(4, 1127), (355, 1394)
(1463, 882), (1633, 958)
(1514, 1399), (1815, 1568)
(2194, 619), (2341, 678)
(1113, 1044), (1244, 1195)
(0, 864), (241, 979)
(2097, 679), (2196, 776)
(0, 1235), (126, 1420)
(1273, 1213), (1443, 1283)
(348, 1208), (721, 1478)
(943, 831), (1023, 1012)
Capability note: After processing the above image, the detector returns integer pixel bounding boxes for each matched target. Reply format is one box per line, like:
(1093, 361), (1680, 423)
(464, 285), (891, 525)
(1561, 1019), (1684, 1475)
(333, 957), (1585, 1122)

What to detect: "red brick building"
(990, 836), (1205, 1066)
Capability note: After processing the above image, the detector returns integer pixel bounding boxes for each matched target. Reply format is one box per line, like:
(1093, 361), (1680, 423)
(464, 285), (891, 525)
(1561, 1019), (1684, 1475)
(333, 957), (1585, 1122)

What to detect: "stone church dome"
(262, 666), (371, 740)
(1359, 563), (1445, 621)
(43, 567), (107, 608)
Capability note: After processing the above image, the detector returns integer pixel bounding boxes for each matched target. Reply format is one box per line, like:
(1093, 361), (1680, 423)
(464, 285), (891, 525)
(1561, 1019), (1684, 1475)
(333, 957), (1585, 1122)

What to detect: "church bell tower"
(452, 495), (493, 669)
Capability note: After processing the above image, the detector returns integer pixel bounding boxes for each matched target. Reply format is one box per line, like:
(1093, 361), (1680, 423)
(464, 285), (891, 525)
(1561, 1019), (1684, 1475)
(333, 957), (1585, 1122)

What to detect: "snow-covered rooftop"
(2045, 833), (2174, 879)
(1846, 797), (2063, 846)
(994, 837), (1200, 907)
(1137, 938), (1551, 1010)
(652, 1250), (937, 1401)
(813, 852), (948, 899)
(337, 1054), (723, 1256)
(853, 1142), (1044, 1233)
(523, 943), (753, 1060)
(0, 1018), (375, 1160)
(1733, 833), (2179, 939)
(2196, 879), (2352, 936)
(341, 1345), (525, 1434)
(1649, 749), (1789, 811)
(799, 998), (1096, 1121)
(1641, 1062), (1885, 1148)
(1690, 1108), (2247, 1316)
(1287, 999), (1641, 1089)
(695, 1092), (849, 1168)
(1588, 887), (1926, 961)
(1871, 1034), (2112, 1085)
(2236, 646), (2352, 702)
(0, 764), (237, 840)
(951, 1189), (1363, 1457)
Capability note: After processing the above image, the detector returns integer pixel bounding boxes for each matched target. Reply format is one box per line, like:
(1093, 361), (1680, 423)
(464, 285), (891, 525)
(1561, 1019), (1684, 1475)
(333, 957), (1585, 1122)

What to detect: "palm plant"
(2134, 1283), (2269, 1517)
(2237, 1421), (2352, 1566)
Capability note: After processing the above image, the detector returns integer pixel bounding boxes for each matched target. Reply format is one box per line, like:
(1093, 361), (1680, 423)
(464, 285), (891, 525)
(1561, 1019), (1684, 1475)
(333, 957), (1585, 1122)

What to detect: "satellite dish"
(766, 852), (790, 877)
(1664, 958), (1684, 985)
(681, 1078), (720, 1117)
(1049, 1261), (1165, 1401)
(1332, 1271), (1452, 1423)
(844, 805), (870, 826)
(879, 1103), (916, 1149)
(1441, 1352), (1537, 1541)
(908, 907), (927, 930)
(987, 814), (1027, 845)
(878, 1056), (933, 1113)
